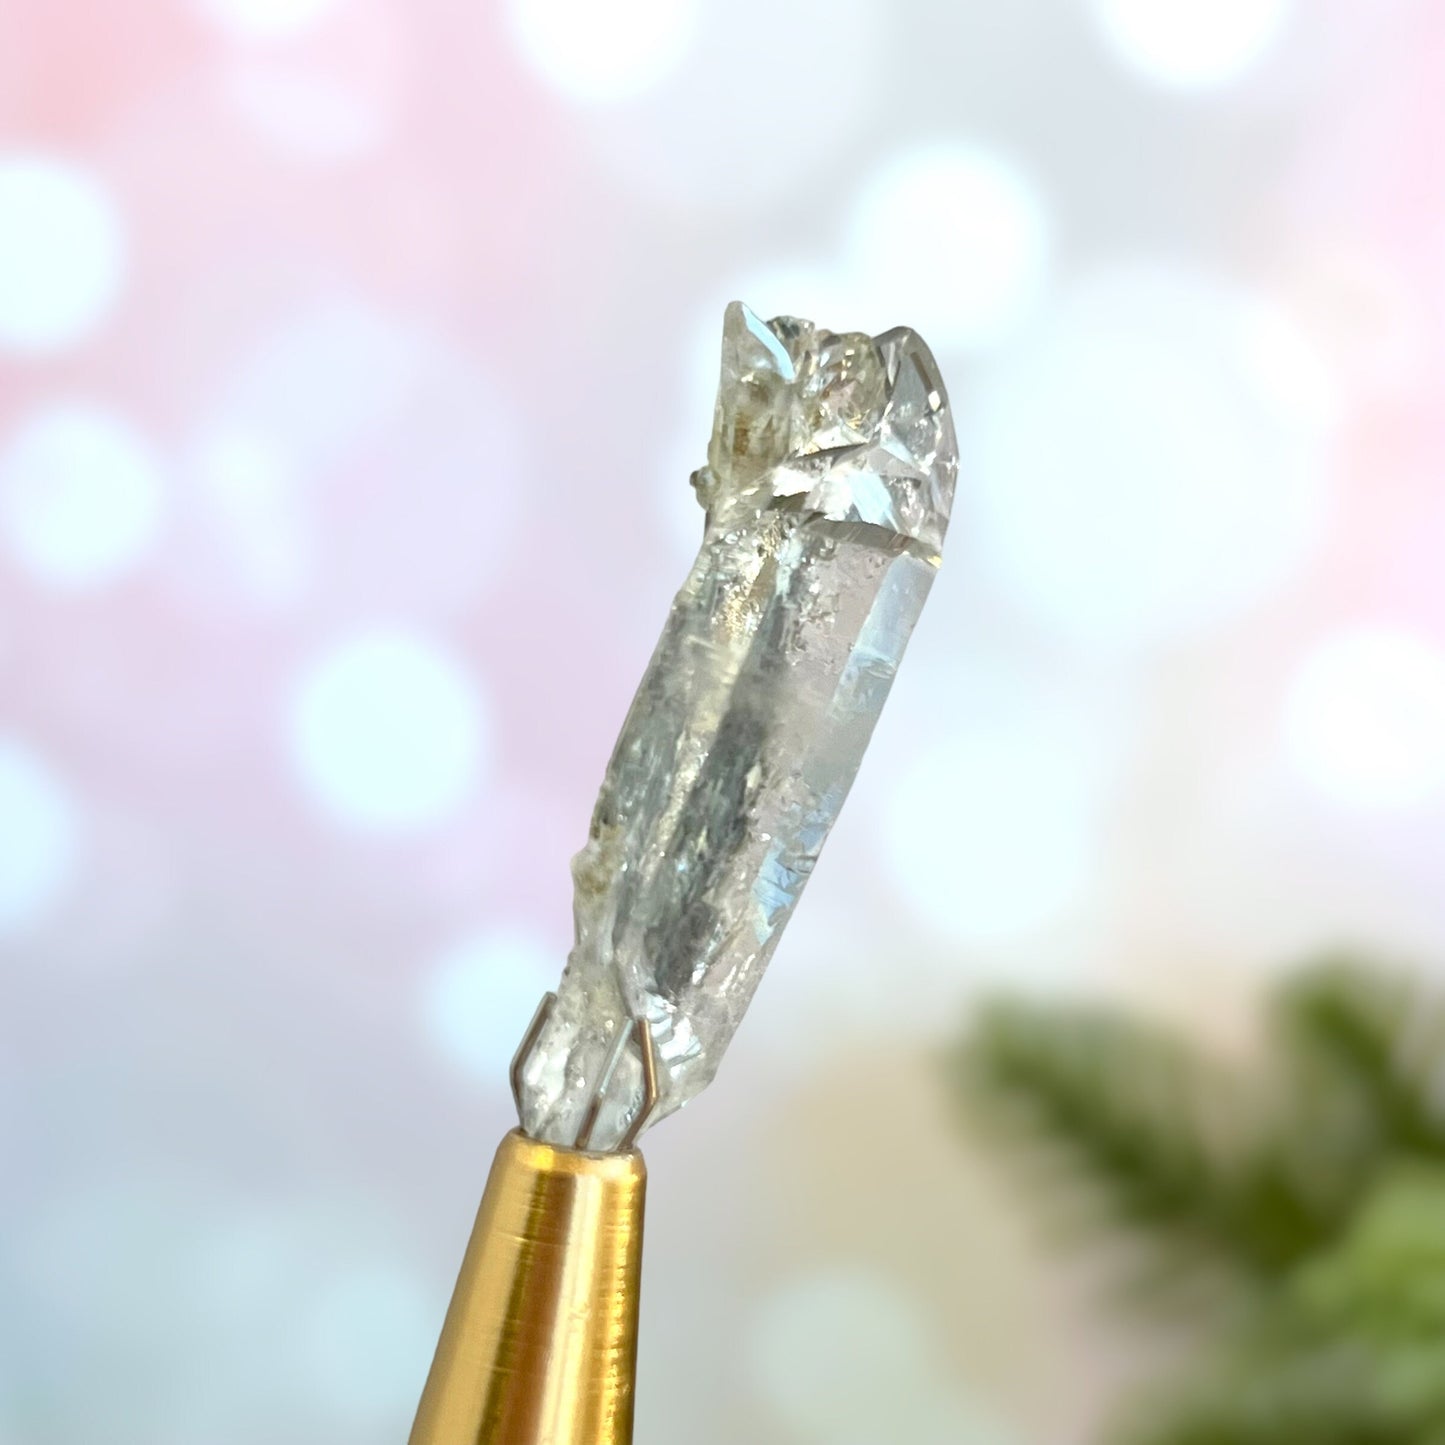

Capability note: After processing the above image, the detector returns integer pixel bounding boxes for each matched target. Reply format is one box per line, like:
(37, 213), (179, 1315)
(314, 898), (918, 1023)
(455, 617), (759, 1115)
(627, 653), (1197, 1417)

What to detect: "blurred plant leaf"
(947, 957), (1445, 1445)
(949, 992), (1351, 1286)
(1120, 1172), (1445, 1445)
(1273, 958), (1445, 1162)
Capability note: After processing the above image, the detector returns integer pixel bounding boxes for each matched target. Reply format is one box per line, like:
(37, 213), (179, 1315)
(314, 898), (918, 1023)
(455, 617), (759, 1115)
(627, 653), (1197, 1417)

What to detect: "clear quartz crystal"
(516, 302), (958, 1150)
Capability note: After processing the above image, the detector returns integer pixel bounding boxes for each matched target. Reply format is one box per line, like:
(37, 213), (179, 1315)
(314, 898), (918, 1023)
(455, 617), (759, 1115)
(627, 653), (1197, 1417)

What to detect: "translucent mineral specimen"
(515, 302), (958, 1150)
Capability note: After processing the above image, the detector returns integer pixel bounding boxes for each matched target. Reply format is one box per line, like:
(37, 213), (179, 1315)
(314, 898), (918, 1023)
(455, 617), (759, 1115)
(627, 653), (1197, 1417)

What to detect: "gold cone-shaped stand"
(409, 1129), (647, 1445)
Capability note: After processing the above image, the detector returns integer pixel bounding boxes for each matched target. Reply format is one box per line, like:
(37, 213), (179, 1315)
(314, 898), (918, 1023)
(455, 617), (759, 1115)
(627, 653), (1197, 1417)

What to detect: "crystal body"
(516, 303), (958, 1150)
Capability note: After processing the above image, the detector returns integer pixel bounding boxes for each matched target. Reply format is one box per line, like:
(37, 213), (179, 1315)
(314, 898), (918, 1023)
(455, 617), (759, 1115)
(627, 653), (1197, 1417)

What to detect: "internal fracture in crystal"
(514, 302), (958, 1150)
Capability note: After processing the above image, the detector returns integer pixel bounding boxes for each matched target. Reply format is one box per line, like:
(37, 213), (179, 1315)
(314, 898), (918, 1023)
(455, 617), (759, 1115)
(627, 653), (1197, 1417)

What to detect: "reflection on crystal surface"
(516, 303), (958, 1150)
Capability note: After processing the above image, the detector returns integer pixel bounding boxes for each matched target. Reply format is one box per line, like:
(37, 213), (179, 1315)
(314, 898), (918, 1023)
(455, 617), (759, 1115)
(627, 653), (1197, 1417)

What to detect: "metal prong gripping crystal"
(512, 992), (660, 1154)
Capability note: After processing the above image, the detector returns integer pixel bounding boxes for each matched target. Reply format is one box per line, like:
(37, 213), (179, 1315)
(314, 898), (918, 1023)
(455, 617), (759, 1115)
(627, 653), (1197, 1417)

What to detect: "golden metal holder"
(408, 1129), (647, 1445)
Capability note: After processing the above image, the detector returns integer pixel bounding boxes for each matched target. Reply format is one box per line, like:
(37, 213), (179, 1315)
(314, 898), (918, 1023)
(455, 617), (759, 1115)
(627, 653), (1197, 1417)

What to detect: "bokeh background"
(3, 0), (1444, 1441)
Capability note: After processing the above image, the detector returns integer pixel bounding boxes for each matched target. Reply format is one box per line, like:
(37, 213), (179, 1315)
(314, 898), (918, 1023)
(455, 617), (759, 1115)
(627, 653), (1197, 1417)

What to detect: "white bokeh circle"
(192, 427), (308, 608)
(1090, 0), (1292, 89)
(289, 629), (487, 830)
(0, 156), (125, 354)
(0, 403), (166, 588)
(225, 65), (387, 162)
(748, 1269), (1010, 1445)
(582, 0), (881, 211)
(193, 0), (347, 42)
(967, 263), (1333, 651)
(299, 1261), (437, 1424)
(505, 0), (700, 103)
(883, 720), (1113, 946)
(189, 297), (521, 621)
(748, 1270), (933, 1440)
(420, 929), (559, 1080)
(20, 1178), (434, 1434)
(1282, 627), (1445, 812)
(211, 299), (426, 472)
(847, 144), (1050, 352)
(0, 736), (81, 938)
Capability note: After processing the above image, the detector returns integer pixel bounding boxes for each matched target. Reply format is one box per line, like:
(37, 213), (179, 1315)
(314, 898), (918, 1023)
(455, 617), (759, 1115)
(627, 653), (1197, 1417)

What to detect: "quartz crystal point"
(515, 302), (958, 1151)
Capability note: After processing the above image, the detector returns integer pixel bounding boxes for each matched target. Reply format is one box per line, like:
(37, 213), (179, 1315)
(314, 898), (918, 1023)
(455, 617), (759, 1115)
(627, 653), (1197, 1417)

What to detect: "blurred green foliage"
(947, 959), (1445, 1444)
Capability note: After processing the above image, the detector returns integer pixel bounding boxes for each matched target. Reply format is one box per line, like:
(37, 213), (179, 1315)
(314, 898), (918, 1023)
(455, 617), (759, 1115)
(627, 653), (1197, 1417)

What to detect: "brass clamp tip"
(409, 1130), (647, 1445)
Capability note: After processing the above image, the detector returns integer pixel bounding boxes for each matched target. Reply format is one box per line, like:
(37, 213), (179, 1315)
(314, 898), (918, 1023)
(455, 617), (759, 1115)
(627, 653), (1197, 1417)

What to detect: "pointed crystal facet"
(515, 303), (958, 1150)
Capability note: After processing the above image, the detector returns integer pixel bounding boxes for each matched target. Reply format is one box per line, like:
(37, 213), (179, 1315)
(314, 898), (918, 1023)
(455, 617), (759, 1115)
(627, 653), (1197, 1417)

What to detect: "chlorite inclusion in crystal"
(515, 302), (958, 1151)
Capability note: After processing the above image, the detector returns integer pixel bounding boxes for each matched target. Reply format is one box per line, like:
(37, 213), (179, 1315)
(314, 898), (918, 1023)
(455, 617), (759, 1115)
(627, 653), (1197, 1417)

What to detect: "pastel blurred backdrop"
(2, 0), (1443, 1441)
